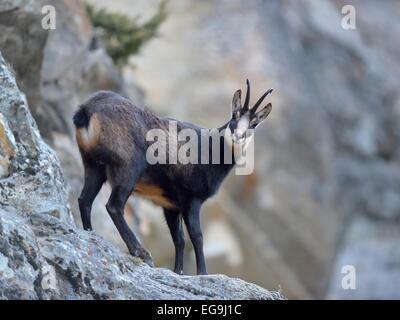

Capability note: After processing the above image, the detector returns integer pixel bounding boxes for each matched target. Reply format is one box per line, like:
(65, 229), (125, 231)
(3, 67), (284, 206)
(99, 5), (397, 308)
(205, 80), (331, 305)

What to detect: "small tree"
(86, 1), (167, 68)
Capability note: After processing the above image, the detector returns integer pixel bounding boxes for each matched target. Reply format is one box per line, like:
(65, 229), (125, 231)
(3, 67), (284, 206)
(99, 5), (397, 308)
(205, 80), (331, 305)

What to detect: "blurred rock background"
(1, 0), (399, 299)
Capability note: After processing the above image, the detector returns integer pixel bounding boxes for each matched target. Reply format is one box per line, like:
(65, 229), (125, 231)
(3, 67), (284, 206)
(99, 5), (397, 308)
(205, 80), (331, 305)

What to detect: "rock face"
(0, 51), (283, 300)
(0, 0), (48, 119)
(0, 53), (71, 223)
(40, 0), (124, 138)
(0, 0), (125, 139)
(326, 215), (400, 299)
(89, 0), (400, 298)
(0, 208), (283, 299)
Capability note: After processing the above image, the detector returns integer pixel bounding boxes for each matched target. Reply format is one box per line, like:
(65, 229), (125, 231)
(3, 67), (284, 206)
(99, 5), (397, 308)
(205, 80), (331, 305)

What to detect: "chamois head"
(227, 79), (273, 144)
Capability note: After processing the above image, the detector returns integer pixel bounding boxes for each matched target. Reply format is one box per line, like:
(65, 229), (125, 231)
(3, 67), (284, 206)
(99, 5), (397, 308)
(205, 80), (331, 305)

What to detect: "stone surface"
(39, 0), (124, 137)
(327, 214), (400, 299)
(88, 0), (400, 298)
(0, 0), (129, 140)
(0, 0), (48, 118)
(0, 208), (284, 299)
(0, 53), (72, 223)
(0, 113), (15, 178)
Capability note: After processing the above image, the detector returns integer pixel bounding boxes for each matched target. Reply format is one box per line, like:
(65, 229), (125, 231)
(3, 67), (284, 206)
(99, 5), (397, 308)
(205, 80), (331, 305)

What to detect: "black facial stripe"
(229, 121), (238, 130)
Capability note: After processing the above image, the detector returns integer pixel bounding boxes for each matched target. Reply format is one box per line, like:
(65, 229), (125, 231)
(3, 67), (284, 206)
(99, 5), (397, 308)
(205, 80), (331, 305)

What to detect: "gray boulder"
(0, 208), (284, 299)
(0, 53), (71, 223)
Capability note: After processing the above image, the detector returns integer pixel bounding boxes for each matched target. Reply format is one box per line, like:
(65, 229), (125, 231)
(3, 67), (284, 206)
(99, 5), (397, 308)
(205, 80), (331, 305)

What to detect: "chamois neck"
(216, 119), (253, 173)
(216, 120), (237, 170)
(217, 120), (230, 133)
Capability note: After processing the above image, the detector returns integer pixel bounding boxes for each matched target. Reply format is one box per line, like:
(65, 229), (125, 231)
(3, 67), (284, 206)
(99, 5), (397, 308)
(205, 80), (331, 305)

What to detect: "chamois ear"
(232, 89), (242, 116)
(253, 103), (272, 126)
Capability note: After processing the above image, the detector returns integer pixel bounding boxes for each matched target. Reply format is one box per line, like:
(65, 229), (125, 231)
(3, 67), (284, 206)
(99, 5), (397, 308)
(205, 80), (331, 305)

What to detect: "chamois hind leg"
(182, 200), (207, 275)
(78, 162), (106, 231)
(106, 165), (153, 267)
(164, 209), (185, 275)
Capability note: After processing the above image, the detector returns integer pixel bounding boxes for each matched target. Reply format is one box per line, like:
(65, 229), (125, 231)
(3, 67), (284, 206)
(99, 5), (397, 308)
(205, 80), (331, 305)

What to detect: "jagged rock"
(39, 0), (124, 137)
(0, 53), (72, 223)
(0, 208), (284, 299)
(0, 0), (128, 139)
(0, 51), (283, 300)
(0, 112), (15, 178)
(0, 0), (48, 119)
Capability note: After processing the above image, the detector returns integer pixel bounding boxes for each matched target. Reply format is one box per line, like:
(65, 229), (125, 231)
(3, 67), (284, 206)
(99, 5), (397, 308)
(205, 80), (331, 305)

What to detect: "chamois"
(73, 80), (273, 275)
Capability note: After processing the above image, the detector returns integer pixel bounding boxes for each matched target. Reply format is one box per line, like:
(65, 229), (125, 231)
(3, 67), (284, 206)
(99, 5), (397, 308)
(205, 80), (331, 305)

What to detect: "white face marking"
(233, 115), (249, 143)
(237, 116), (250, 133)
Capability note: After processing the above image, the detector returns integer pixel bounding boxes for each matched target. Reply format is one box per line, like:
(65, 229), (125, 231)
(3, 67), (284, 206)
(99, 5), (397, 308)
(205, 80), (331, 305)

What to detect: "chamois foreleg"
(182, 200), (207, 275)
(164, 209), (185, 275)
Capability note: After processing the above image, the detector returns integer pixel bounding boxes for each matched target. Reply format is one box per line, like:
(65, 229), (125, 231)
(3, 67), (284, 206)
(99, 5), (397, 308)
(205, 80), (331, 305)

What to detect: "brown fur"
(134, 182), (176, 209)
(75, 92), (182, 210)
(75, 92), (168, 164)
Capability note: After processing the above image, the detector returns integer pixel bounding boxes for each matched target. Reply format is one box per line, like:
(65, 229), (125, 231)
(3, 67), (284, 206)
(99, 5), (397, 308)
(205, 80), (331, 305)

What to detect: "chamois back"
(73, 91), (162, 164)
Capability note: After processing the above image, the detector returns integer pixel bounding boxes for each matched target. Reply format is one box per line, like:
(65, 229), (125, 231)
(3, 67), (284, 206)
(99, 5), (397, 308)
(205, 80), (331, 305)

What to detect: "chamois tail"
(73, 105), (101, 152)
(73, 107), (90, 129)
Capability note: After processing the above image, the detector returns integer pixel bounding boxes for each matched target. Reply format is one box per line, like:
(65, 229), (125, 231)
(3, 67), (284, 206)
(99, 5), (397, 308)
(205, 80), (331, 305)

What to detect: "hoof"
(137, 248), (154, 267)
(174, 269), (184, 275)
